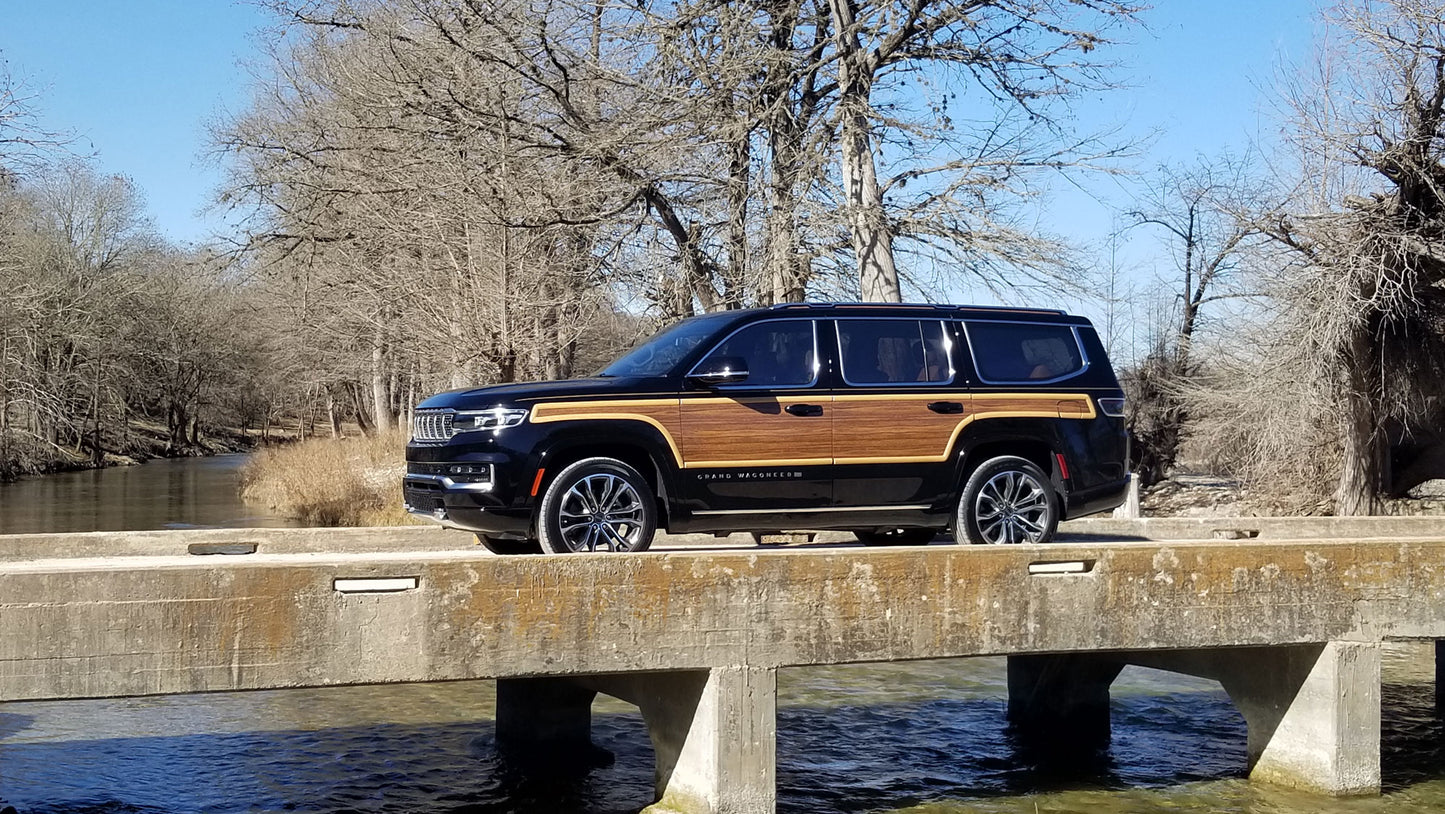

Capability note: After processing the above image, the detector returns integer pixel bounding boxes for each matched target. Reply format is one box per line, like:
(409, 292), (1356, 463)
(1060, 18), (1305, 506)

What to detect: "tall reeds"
(240, 430), (418, 526)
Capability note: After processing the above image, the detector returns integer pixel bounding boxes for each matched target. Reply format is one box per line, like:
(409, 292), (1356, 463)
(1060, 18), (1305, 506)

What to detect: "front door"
(677, 318), (832, 512)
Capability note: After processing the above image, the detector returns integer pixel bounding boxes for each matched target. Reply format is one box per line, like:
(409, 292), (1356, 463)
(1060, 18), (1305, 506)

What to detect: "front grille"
(407, 462), (451, 476)
(413, 411), (454, 442)
(403, 484), (445, 512)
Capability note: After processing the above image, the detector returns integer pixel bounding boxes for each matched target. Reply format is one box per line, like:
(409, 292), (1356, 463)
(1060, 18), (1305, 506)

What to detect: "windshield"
(601, 314), (737, 378)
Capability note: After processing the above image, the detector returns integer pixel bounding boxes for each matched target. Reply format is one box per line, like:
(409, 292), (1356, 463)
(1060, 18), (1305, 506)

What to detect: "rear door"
(831, 317), (970, 507)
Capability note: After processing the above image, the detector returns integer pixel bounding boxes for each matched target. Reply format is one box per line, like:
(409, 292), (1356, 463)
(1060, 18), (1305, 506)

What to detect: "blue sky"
(0, 1), (1318, 253)
(1, 0), (268, 245)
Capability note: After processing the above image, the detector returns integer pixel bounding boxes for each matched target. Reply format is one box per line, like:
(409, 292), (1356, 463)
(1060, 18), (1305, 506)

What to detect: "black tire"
(854, 528), (937, 546)
(955, 455), (1058, 545)
(476, 534), (542, 555)
(537, 457), (657, 554)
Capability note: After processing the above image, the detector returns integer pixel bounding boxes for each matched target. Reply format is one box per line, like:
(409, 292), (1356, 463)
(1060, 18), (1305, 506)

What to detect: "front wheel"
(537, 457), (657, 554)
(956, 456), (1058, 545)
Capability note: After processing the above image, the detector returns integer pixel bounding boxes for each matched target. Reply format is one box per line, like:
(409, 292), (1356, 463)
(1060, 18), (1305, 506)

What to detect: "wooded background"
(2, 0), (1444, 515)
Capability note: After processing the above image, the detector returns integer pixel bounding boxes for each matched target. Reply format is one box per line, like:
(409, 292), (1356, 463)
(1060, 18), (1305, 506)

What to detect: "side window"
(965, 321), (1085, 383)
(694, 320), (817, 387)
(837, 319), (952, 385)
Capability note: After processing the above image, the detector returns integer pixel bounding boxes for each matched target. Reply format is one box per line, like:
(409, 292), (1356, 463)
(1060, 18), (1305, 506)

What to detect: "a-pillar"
(587, 667), (777, 814)
(1132, 642), (1381, 796)
(1006, 653), (1125, 752)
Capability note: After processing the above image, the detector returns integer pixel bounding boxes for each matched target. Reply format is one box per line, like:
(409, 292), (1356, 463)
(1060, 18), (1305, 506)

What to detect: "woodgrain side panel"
(835, 392), (1098, 465)
(679, 396), (832, 467)
(973, 393), (1097, 420)
(530, 399), (683, 465)
(832, 394), (971, 463)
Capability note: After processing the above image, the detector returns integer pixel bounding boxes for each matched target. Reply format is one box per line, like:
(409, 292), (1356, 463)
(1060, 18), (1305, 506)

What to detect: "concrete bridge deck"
(3, 520), (1445, 811)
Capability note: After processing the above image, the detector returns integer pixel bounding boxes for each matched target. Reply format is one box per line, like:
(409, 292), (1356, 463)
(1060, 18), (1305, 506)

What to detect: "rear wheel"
(476, 534), (542, 555)
(537, 457), (657, 554)
(853, 528), (937, 546)
(956, 456), (1058, 545)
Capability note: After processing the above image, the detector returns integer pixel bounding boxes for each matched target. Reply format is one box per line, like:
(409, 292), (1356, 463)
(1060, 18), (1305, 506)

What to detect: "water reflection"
(4, 654), (1441, 814)
(0, 456), (293, 535)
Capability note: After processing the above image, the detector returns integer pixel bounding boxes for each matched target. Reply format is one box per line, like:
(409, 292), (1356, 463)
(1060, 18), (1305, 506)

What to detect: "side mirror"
(686, 356), (749, 387)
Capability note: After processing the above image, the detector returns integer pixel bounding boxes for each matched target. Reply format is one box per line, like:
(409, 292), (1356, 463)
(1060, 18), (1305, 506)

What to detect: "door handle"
(927, 401), (965, 414)
(785, 403), (824, 417)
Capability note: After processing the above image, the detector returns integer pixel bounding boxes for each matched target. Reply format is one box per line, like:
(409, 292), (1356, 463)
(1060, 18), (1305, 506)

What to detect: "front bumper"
(403, 450), (536, 538)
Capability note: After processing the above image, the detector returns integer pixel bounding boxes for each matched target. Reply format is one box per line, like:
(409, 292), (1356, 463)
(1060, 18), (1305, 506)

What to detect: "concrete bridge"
(3, 520), (1445, 812)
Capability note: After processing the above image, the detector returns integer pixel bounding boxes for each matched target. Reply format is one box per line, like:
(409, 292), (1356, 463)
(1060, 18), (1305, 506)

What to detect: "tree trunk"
(350, 383), (375, 436)
(725, 136), (750, 307)
(765, 118), (806, 304)
(829, 0), (900, 302)
(1335, 373), (1381, 515)
(370, 326), (393, 433)
(326, 386), (341, 439)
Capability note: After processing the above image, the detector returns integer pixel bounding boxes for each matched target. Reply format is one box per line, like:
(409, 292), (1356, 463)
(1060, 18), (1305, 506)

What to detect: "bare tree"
(822, 0), (1140, 301)
(1122, 152), (1269, 485)
(1256, 0), (1445, 513)
(0, 56), (68, 172)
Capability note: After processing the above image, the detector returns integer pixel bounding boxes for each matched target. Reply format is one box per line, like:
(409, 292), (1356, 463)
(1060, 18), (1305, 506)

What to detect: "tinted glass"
(966, 322), (1084, 382)
(601, 314), (735, 377)
(694, 320), (817, 387)
(837, 319), (951, 385)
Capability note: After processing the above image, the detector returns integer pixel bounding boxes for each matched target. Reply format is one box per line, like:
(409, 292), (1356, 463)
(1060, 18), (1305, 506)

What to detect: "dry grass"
(240, 430), (421, 526)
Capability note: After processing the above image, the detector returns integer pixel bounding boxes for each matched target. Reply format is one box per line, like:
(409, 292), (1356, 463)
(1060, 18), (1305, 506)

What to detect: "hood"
(416, 376), (653, 410)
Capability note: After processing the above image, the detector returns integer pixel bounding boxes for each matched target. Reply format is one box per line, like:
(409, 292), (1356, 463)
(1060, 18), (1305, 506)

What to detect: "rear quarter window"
(964, 321), (1086, 383)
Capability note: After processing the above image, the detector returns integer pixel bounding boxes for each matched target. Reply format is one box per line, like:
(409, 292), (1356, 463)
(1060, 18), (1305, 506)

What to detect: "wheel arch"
(953, 419), (1065, 488)
(532, 424), (679, 524)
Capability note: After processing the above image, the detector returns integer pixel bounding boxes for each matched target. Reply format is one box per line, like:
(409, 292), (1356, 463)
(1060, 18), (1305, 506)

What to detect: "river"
(0, 456), (1443, 813)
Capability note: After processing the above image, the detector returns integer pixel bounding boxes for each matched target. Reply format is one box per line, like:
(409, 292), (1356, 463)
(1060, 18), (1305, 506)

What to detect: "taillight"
(1097, 397), (1125, 417)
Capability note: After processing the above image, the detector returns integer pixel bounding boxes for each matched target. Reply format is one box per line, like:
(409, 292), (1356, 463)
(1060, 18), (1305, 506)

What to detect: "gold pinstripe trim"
(528, 393), (1097, 468)
(532, 398), (680, 409)
(530, 399), (684, 466)
(972, 392), (1097, 420)
(835, 393), (1096, 465)
(680, 395), (830, 405)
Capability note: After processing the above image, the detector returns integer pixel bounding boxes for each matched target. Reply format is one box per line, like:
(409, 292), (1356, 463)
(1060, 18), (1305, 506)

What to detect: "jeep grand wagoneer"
(404, 303), (1129, 554)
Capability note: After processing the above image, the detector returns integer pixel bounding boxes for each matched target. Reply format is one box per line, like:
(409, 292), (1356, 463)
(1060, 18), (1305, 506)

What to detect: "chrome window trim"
(834, 318), (956, 388)
(961, 319), (1092, 386)
(683, 318), (820, 391)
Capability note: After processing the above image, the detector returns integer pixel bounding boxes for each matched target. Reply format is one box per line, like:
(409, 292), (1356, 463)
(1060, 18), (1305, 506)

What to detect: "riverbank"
(0, 419), (267, 484)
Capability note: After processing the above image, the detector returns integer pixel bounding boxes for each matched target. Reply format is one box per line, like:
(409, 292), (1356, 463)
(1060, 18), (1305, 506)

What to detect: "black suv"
(404, 303), (1128, 554)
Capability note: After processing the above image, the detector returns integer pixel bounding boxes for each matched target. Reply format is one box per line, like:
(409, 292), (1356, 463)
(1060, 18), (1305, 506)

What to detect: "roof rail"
(768, 301), (1066, 315)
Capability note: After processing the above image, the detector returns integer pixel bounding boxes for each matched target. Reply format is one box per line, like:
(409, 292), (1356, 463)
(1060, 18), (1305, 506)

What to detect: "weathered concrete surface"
(1060, 515), (1445, 541)
(4, 530), (1445, 810)
(0, 525), (479, 561)
(578, 668), (777, 814)
(1023, 645), (1382, 795)
(3, 537), (1445, 700)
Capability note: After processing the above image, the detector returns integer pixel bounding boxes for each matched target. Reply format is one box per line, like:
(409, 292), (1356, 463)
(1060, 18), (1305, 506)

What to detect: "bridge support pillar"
(590, 667), (777, 814)
(1006, 654), (1124, 751)
(495, 676), (599, 754)
(1135, 642), (1381, 796)
(1435, 640), (1445, 712)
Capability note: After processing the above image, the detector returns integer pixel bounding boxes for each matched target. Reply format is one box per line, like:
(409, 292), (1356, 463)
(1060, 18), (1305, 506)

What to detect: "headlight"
(452, 407), (530, 432)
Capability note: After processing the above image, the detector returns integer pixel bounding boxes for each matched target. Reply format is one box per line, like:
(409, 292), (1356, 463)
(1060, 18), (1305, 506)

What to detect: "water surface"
(1, 459), (1443, 813)
(0, 455), (293, 534)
